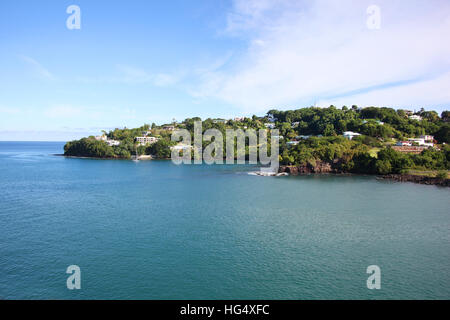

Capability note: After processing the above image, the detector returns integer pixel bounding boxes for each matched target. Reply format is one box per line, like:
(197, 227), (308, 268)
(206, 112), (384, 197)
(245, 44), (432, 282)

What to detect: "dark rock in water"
(379, 174), (450, 187)
(279, 161), (340, 175)
(281, 166), (299, 175)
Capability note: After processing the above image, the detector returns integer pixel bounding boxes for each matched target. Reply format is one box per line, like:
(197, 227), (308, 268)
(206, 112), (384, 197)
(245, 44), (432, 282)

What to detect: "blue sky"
(1, 0), (450, 141)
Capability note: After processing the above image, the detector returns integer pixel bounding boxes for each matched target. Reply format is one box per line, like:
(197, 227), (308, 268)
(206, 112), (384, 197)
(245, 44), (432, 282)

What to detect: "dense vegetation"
(269, 106), (449, 141)
(272, 106), (449, 174)
(64, 138), (116, 158)
(64, 106), (450, 176)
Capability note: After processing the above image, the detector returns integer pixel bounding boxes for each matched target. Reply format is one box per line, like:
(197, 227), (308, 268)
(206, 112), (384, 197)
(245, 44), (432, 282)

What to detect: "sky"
(1, 0), (450, 141)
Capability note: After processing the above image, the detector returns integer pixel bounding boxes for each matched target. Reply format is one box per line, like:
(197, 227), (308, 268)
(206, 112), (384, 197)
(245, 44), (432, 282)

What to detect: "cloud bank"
(194, 0), (450, 112)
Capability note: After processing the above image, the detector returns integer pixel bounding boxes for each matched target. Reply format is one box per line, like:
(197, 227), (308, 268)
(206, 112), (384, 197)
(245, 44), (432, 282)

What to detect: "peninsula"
(64, 106), (450, 184)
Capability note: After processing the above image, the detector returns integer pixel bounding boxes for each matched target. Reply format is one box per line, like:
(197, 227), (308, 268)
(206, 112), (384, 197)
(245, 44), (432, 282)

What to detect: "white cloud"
(42, 104), (140, 121)
(193, 0), (450, 112)
(44, 105), (82, 118)
(0, 129), (101, 142)
(116, 64), (153, 83)
(77, 65), (182, 87)
(20, 55), (55, 80)
(153, 73), (180, 87)
(117, 65), (182, 87)
(318, 71), (450, 109)
(0, 106), (20, 115)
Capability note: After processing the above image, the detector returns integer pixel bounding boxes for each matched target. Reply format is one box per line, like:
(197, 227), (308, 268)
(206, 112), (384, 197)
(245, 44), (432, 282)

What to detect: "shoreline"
(377, 174), (450, 187)
(56, 154), (449, 186)
(278, 164), (449, 186)
(55, 154), (154, 161)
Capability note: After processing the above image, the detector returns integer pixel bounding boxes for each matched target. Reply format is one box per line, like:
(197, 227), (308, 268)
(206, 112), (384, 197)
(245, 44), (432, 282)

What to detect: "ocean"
(0, 141), (449, 299)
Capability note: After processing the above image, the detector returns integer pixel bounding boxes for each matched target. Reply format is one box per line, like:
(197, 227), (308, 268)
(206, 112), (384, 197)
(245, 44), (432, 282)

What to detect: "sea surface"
(0, 141), (449, 299)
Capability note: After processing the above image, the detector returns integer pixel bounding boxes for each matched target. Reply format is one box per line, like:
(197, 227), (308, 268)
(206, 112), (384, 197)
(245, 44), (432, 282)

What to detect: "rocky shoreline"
(278, 164), (449, 187)
(378, 174), (450, 187)
(278, 161), (341, 175)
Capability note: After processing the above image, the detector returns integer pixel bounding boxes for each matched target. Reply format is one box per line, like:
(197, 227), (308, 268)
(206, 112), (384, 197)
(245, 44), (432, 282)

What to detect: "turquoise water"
(0, 141), (449, 299)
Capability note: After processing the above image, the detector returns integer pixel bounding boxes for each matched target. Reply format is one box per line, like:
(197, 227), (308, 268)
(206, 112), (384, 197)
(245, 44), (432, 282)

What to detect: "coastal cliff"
(279, 161), (341, 175)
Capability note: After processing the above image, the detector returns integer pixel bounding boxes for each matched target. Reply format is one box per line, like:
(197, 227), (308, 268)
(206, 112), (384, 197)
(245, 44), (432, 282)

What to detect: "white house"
(408, 137), (433, 148)
(106, 139), (120, 146)
(343, 131), (361, 140)
(163, 125), (175, 131)
(287, 141), (299, 146)
(396, 141), (412, 147)
(95, 135), (120, 146)
(409, 115), (423, 121)
(420, 135), (434, 142)
(271, 135), (284, 140)
(265, 123), (276, 129)
(95, 135), (107, 141)
(362, 120), (384, 125)
(136, 136), (159, 146)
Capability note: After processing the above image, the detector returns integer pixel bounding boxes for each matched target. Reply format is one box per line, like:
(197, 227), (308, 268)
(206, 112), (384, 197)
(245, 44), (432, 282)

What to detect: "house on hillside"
(408, 137), (433, 148)
(95, 135), (107, 141)
(106, 139), (120, 146)
(409, 115), (422, 121)
(362, 120), (384, 125)
(287, 141), (299, 147)
(343, 131), (361, 140)
(420, 135), (434, 142)
(95, 134), (120, 146)
(136, 136), (159, 146)
(396, 141), (412, 147)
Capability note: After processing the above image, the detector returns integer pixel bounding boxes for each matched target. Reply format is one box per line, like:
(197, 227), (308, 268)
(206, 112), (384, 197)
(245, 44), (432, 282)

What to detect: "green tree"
(434, 123), (450, 144)
(147, 139), (175, 159)
(375, 160), (392, 174)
